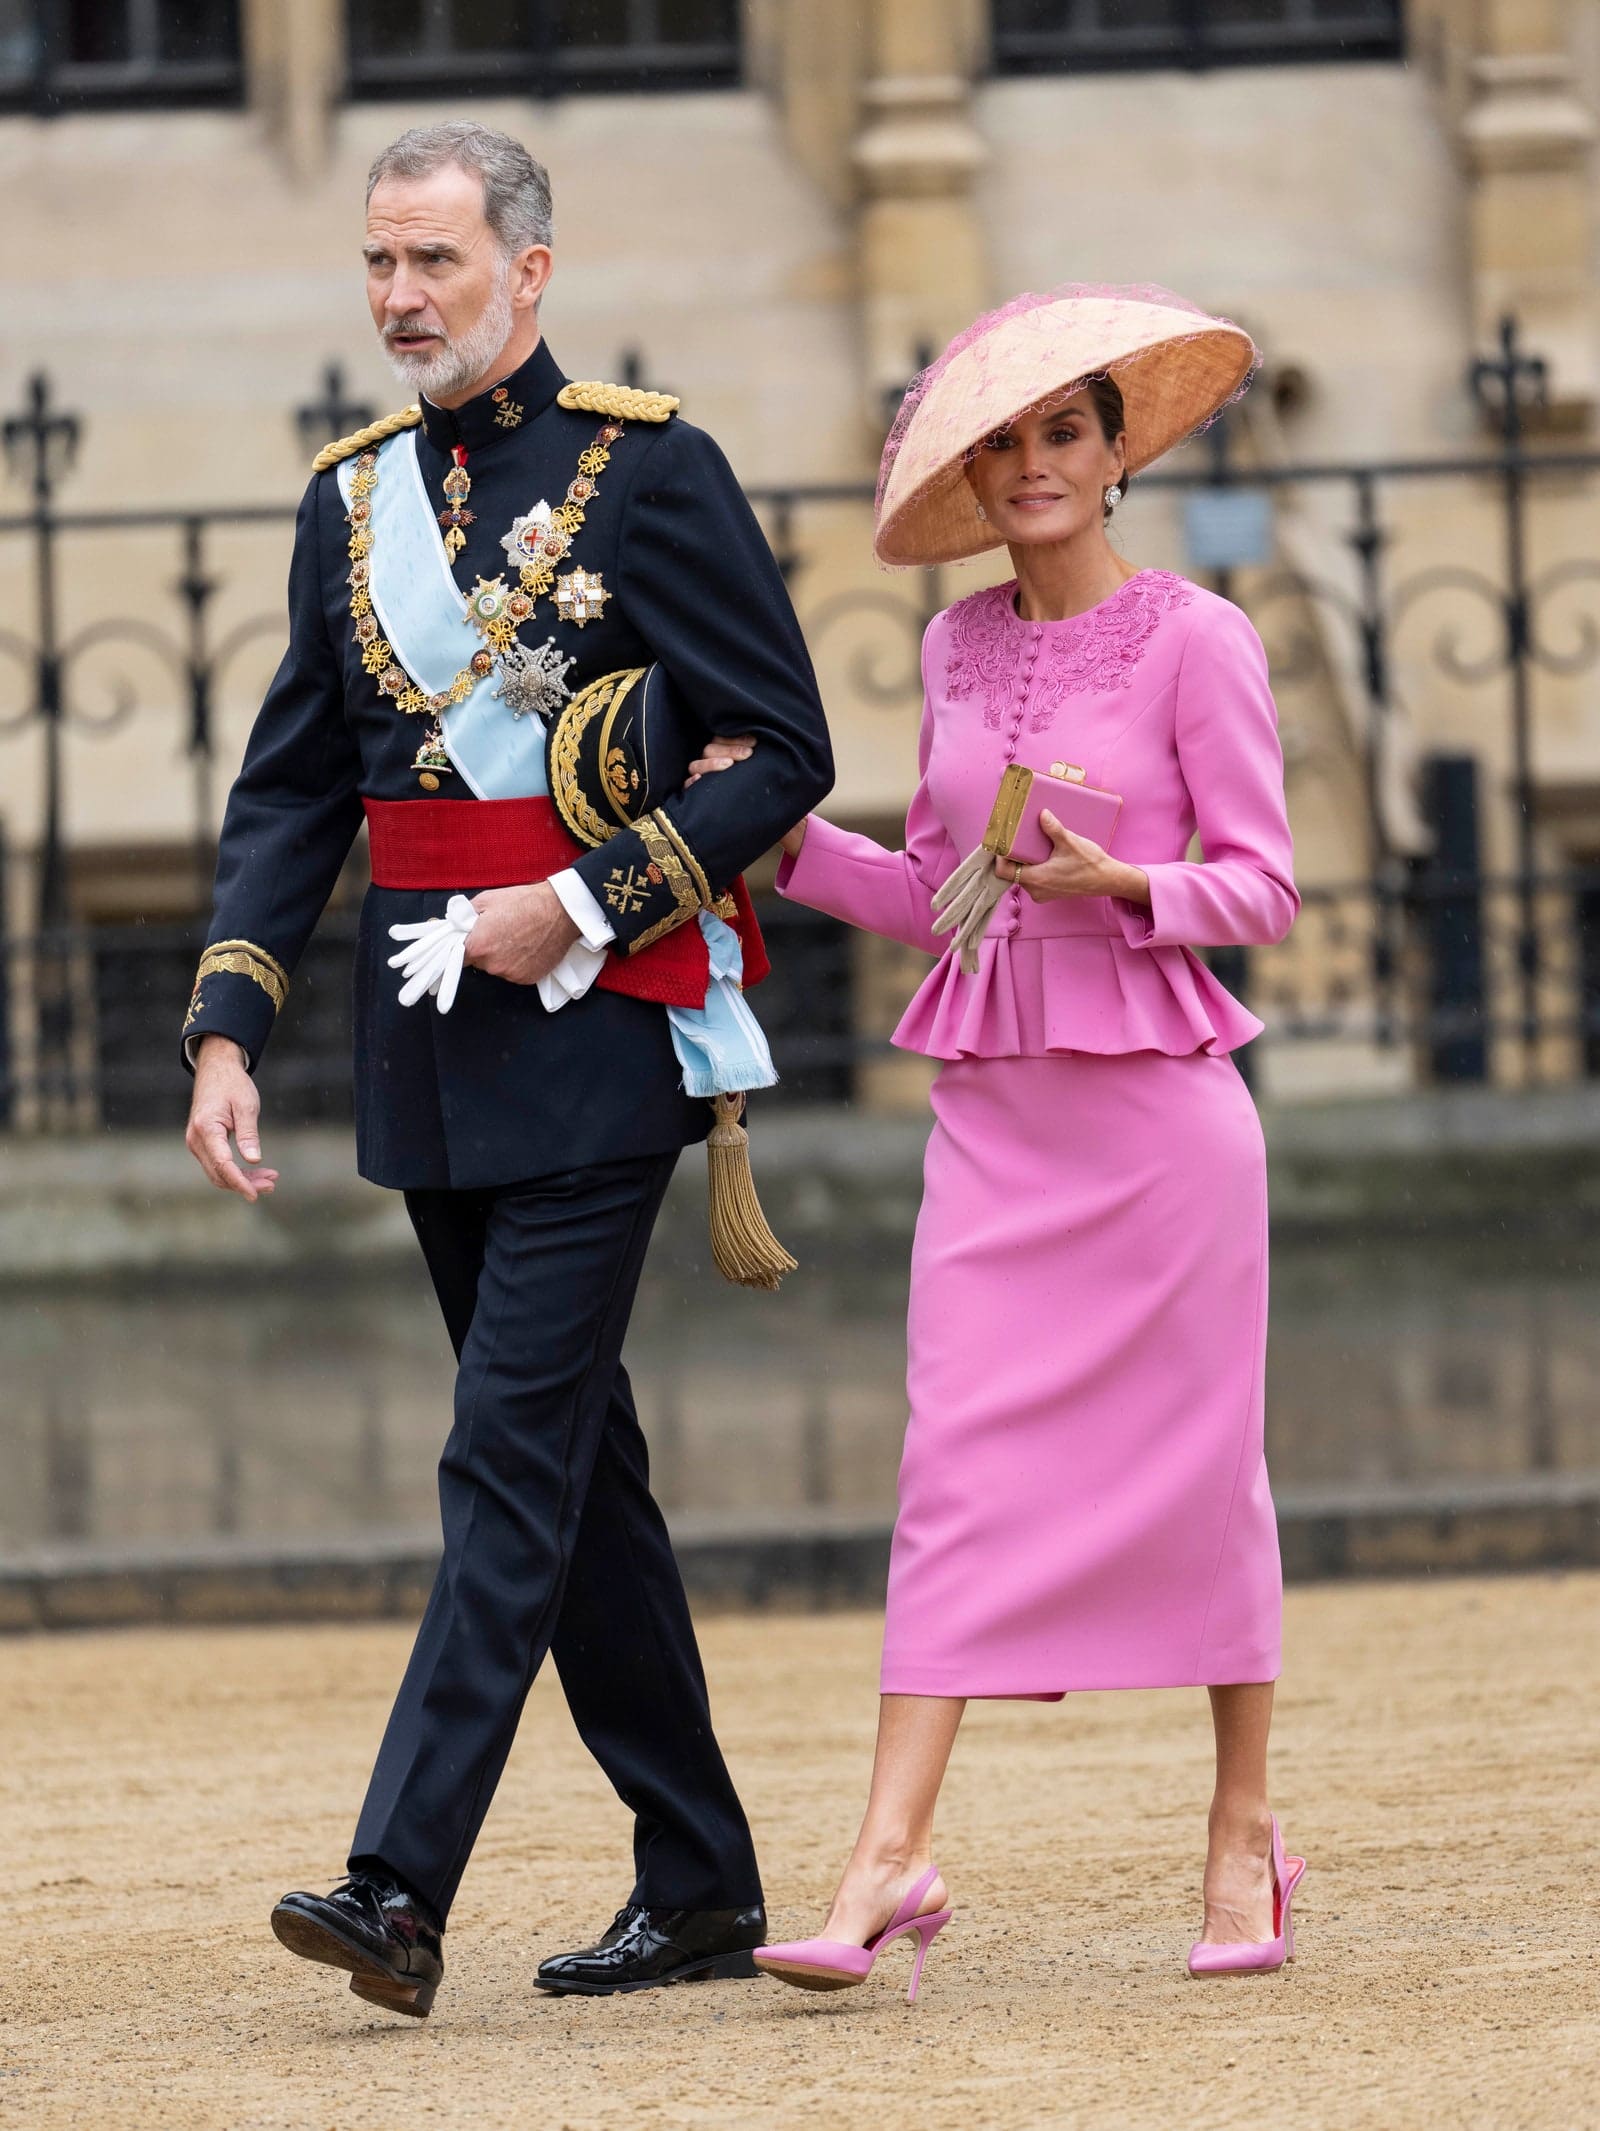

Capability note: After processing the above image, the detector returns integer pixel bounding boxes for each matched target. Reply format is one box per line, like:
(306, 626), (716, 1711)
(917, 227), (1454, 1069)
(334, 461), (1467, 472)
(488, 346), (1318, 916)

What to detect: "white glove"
(387, 894), (478, 1013)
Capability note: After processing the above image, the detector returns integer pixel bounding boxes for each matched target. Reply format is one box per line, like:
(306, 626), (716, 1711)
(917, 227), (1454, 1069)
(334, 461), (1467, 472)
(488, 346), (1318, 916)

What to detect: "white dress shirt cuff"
(537, 940), (608, 1012)
(548, 867), (616, 949)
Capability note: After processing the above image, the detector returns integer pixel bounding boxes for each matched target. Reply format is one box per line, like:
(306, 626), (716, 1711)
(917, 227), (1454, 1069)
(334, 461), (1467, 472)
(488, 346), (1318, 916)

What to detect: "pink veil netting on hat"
(873, 282), (1261, 550)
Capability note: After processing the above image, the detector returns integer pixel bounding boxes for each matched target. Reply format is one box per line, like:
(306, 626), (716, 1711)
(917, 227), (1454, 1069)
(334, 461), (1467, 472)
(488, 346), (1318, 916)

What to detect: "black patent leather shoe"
(271, 1874), (444, 2019)
(536, 1903), (767, 1996)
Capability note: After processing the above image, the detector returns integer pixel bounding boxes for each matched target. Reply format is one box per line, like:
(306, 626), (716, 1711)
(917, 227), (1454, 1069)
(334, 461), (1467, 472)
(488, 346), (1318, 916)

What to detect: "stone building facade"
(2, 0), (1598, 1102)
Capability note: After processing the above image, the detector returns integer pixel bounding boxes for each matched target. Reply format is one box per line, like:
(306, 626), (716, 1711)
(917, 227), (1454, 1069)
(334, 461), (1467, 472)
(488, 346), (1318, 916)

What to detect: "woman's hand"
(684, 735), (755, 785)
(680, 733), (807, 858)
(1000, 809), (1150, 908)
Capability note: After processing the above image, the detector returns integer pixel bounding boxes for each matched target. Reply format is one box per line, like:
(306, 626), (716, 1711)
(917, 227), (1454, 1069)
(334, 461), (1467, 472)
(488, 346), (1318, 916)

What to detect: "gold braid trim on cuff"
(629, 814), (703, 952)
(651, 809), (714, 911)
(188, 940), (290, 1016)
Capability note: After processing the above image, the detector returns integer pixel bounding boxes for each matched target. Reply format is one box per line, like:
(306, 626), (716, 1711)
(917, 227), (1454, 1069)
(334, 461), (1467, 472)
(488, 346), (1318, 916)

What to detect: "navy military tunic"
(185, 345), (833, 1930)
(184, 338), (834, 1186)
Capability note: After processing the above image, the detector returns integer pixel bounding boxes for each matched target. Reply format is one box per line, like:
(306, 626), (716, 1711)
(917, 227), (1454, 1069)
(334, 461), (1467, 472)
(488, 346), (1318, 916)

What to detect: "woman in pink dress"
(704, 289), (1305, 1991)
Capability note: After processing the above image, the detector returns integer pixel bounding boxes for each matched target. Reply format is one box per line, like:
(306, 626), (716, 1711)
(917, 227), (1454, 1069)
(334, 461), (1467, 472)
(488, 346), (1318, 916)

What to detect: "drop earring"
(1104, 485), (1123, 510)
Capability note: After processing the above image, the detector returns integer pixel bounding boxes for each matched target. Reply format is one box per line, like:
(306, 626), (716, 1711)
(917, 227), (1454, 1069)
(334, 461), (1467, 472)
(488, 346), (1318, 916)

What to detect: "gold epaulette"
(311, 405), (423, 474)
(558, 380), (680, 424)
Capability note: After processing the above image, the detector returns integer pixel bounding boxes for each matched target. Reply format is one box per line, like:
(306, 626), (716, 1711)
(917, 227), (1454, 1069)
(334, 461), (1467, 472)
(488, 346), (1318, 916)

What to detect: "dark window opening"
(348, 0), (742, 100)
(1, 0), (243, 113)
(993, 0), (1404, 75)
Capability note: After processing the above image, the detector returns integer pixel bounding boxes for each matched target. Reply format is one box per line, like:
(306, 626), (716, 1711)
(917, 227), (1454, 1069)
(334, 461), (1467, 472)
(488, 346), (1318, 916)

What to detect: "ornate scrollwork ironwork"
(798, 586), (932, 708)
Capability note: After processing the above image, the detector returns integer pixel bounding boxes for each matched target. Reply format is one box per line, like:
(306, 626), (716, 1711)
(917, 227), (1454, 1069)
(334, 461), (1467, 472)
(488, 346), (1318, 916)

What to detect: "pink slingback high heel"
(754, 1866), (953, 2004)
(1187, 1814), (1306, 1977)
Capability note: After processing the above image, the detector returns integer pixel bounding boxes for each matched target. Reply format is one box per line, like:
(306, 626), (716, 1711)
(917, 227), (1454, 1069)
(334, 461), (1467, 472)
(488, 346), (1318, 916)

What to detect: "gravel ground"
(3, 1573), (1596, 2131)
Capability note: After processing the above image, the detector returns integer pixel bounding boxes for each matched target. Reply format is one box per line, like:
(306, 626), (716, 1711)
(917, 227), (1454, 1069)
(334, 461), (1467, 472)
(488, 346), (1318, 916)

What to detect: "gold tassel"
(705, 1092), (797, 1291)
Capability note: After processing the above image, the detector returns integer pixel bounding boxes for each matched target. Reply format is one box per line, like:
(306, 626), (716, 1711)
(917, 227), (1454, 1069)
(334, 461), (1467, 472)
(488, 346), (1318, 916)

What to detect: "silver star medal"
(493, 634), (576, 722)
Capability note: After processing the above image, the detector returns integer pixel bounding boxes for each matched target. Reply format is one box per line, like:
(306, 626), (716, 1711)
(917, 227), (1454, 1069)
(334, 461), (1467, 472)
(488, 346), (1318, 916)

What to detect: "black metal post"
(1419, 753), (1487, 1082)
(764, 491), (801, 587)
(295, 361), (374, 459)
(1347, 473), (1391, 872)
(0, 815), (10, 1127)
(2, 372), (81, 1119)
(178, 517), (218, 898)
(1203, 413), (1235, 606)
(1470, 315), (1547, 1077)
(1346, 470), (1401, 1044)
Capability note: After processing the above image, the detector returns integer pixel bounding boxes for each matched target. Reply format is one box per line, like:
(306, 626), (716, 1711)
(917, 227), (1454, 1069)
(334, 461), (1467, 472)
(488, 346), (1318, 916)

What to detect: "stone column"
(1459, 0), (1598, 426)
(851, 0), (987, 428)
(755, 0), (868, 211)
(243, 0), (342, 185)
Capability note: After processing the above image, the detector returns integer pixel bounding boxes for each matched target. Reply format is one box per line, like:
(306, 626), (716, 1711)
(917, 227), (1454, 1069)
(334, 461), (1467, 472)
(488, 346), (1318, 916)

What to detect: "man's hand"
(465, 882), (580, 985)
(185, 1034), (279, 1202)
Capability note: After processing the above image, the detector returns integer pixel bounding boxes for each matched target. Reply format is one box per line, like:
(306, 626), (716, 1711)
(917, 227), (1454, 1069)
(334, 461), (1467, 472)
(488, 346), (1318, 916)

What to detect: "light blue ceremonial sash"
(339, 429), (774, 1095)
(675, 913), (777, 1097)
(337, 430), (542, 800)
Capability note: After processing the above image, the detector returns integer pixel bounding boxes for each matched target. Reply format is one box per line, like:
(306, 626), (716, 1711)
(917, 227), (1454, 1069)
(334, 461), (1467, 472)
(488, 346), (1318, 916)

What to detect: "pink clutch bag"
(982, 761), (1122, 866)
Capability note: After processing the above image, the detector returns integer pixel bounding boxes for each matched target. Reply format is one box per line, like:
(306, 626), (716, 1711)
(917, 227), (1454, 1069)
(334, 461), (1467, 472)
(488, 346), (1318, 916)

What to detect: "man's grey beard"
(383, 273), (517, 401)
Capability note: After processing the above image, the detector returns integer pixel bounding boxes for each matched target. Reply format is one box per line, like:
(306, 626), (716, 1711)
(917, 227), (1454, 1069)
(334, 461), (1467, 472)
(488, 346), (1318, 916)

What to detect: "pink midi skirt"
(880, 1050), (1281, 1698)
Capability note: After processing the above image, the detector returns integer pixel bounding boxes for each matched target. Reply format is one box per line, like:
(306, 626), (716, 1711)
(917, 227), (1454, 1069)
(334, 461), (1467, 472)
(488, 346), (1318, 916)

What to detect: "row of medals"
(344, 415), (625, 784)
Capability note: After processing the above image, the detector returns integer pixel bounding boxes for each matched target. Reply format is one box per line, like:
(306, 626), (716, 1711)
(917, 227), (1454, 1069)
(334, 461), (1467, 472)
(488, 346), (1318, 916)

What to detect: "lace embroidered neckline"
(942, 568), (1195, 732)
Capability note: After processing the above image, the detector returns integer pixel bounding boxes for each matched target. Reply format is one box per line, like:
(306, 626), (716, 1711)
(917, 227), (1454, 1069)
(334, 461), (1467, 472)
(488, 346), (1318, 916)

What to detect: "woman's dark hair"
(1081, 373), (1130, 520)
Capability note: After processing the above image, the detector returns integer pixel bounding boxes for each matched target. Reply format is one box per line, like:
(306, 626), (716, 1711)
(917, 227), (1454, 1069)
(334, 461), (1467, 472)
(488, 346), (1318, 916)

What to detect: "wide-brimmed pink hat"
(874, 283), (1259, 569)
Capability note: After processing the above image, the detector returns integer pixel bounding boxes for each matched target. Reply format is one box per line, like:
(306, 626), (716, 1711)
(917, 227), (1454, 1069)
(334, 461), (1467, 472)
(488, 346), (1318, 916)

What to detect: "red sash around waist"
(362, 794), (768, 1010)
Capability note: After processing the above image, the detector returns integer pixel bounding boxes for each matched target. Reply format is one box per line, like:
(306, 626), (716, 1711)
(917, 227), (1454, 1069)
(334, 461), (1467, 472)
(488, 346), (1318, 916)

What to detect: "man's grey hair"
(367, 122), (554, 255)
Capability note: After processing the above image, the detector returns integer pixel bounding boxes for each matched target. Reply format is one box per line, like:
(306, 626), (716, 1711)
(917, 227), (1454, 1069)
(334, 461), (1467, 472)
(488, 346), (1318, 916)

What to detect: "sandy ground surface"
(3, 1574), (1597, 2131)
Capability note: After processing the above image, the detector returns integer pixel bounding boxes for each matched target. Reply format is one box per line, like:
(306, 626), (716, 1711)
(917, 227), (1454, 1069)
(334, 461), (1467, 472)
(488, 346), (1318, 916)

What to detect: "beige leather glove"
(931, 846), (1008, 977)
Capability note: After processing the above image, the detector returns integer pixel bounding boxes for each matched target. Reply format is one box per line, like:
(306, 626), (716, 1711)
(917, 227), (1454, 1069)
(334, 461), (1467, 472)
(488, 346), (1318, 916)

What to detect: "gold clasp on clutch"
(982, 764), (1031, 855)
(1049, 761), (1087, 783)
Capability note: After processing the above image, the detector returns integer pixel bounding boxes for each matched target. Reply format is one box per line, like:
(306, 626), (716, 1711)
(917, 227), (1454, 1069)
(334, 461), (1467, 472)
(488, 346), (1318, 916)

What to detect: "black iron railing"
(5, 318), (1600, 1125)
(5, 868), (1599, 1130)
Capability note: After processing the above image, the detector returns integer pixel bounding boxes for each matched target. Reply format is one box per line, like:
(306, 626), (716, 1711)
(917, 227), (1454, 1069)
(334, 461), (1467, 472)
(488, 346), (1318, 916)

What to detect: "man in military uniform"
(183, 120), (832, 2017)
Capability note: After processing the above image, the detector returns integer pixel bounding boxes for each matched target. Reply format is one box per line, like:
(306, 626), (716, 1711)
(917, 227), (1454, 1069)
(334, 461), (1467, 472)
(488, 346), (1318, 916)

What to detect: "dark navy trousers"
(349, 1152), (762, 1924)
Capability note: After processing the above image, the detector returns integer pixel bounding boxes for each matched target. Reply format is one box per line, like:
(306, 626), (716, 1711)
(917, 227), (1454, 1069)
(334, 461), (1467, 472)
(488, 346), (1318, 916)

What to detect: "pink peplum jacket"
(775, 569), (1299, 1059)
